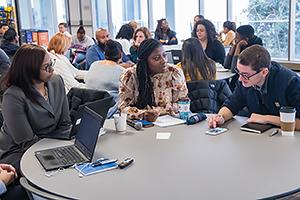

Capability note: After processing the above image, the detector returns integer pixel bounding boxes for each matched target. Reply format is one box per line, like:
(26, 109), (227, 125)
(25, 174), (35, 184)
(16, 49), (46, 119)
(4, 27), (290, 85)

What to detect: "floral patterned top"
(119, 64), (188, 119)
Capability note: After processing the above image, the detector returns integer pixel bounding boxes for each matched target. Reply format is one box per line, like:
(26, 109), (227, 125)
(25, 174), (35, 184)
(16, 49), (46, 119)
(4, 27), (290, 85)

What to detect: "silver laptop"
(35, 106), (104, 171)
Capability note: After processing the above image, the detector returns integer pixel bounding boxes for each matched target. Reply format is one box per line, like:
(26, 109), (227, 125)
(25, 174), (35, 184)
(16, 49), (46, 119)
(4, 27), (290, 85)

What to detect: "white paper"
(153, 115), (186, 127)
(156, 132), (171, 139)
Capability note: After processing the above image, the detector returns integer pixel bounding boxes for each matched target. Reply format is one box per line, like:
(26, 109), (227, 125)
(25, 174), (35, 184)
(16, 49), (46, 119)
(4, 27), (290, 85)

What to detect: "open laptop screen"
(74, 107), (103, 161)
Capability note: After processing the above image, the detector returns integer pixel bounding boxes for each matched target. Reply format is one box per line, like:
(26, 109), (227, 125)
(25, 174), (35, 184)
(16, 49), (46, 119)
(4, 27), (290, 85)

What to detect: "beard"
(98, 42), (107, 52)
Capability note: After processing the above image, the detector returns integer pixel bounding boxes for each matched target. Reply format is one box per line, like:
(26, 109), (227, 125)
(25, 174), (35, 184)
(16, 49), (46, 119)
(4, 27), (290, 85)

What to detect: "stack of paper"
(153, 115), (186, 127)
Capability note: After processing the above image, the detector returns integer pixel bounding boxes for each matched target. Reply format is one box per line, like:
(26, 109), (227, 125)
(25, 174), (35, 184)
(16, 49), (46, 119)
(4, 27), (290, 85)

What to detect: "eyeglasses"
(234, 68), (261, 80)
(40, 59), (56, 72)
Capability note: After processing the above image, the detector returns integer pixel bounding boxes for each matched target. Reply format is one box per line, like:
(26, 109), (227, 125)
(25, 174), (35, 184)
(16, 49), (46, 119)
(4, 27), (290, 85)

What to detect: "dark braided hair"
(136, 39), (162, 109)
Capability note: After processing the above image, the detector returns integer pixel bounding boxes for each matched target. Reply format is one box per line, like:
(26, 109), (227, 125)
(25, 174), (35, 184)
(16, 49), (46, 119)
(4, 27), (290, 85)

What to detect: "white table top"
(21, 117), (300, 200)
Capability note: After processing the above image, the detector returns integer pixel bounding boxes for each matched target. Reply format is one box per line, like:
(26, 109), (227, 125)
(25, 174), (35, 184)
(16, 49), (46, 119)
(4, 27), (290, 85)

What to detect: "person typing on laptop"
(0, 44), (72, 174)
(208, 45), (300, 130)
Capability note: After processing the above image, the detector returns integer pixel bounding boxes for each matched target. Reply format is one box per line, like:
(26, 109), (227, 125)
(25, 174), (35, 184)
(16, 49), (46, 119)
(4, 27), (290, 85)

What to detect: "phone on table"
(206, 127), (228, 136)
(137, 120), (154, 128)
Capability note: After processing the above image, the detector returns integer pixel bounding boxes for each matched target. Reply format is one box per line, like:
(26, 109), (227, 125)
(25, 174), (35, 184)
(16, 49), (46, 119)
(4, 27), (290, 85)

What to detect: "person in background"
(192, 19), (225, 64)
(224, 24), (263, 71)
(115, 24), (134, 56)
(208, 45), (300, 130)
(85, 40), (125, 103)
(48, 33), (87, 93)
(86, 28), (132, 69)
(0, 23), (9, 45)
(0, 163), (28, 200)
(129, 27), (151, 63)
(0, 44), (71, 174)
(0, 48), (10, 76)
(0, 27), (19, 60)
(179, 37), (216, 81)
(154, 18), (178, 45)
(223, 24), (263, 90)
(58, 22), (72, 38)
(193, 14), (205, 25)
(71, 26), (95, 69)
(119, 39), (188, 122)
(128, 20), (139, 31)
(219, 21), (236, 46)
(71, 26), (94, 50)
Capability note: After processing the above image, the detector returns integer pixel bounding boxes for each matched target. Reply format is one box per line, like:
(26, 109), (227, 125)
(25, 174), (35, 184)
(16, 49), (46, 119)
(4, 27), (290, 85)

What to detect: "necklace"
(43, 86), (48, 101)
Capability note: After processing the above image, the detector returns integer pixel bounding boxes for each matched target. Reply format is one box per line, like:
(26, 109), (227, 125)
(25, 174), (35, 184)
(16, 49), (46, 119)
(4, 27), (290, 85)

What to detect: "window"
(232, 0), (289, 59)
(151, 0), (166, 32)
(174, 0), (199, 40)
(204, 0), (226, 32)
(294, 0), (300, 60)
(110, 0), (148, 38)
(56, 0), (67, 25)
(95, 0), (108, 29)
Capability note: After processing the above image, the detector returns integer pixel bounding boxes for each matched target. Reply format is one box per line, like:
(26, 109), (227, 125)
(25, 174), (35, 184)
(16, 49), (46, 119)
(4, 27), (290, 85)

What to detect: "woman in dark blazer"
(0, 44), (72, 172)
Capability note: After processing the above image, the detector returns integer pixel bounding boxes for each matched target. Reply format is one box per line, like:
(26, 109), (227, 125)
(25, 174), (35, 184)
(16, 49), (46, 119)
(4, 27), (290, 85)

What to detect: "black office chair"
(170, 49), (182, 64)
(20, 177), (72, 200)
(67, 88), (116, 123)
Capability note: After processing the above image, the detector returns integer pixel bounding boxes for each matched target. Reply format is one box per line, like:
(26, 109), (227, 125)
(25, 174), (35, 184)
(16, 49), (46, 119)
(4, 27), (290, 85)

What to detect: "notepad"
(75, 162), (118, 176)
(240, 122), (273, 134)
(153, 115), (186, 127)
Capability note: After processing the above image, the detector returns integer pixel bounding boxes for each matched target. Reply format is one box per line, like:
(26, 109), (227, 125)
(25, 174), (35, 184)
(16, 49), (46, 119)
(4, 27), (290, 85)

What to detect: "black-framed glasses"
(40, 59), (56, 72)
(234, 68), (261, 80)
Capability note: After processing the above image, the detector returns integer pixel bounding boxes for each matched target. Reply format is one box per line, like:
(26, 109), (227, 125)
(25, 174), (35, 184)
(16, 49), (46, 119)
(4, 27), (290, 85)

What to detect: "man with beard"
(86, 28), (132, 69)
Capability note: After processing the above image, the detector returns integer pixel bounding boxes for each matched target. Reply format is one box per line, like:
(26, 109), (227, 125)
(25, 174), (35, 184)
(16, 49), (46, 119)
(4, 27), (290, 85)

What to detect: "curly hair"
(192, 19), (218, 44)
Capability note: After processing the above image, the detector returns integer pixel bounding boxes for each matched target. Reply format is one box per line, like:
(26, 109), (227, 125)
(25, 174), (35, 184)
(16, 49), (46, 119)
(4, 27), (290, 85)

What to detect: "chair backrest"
(170, 49), (182, 64)
(20, 177), (71, 200)
(187, 79), (232, 113)
(67, 88), (115, 123)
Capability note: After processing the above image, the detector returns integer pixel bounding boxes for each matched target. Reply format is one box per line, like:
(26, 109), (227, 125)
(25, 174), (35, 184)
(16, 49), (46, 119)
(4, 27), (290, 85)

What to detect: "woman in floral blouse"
(119, 38), (188, 121)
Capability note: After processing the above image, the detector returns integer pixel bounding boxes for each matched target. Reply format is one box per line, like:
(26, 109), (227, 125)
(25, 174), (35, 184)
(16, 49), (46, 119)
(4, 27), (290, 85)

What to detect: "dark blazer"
(0, 74), (72, 159)
(205, 40), (225, 64)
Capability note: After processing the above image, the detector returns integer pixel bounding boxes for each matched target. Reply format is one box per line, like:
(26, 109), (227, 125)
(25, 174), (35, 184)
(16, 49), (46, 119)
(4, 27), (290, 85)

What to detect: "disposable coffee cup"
(178, 100), (190, 121)
(113, 113), (127, 133)
(280, 107), (296, 136)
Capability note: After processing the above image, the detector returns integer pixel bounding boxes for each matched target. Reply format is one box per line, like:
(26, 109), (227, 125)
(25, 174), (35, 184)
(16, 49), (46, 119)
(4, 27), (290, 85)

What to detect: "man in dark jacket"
(209, 45), (300, 131)
(223, 25), (263, 90)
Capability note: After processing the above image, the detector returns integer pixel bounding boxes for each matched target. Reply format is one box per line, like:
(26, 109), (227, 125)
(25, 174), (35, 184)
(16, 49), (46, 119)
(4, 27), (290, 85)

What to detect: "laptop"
(35, 106), (104, 171)
(70, 96), (114, 136)
(171, 50), (182, 65)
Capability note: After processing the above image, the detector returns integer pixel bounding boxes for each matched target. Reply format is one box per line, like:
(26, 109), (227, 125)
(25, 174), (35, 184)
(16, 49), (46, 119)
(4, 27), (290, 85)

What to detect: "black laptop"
(35, 106), (104, 171)
(171, 50), (182, 64)
(70, 96), (114, 136)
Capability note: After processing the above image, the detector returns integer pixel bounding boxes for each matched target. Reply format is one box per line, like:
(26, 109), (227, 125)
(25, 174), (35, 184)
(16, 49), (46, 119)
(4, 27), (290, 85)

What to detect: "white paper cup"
(113, 113), (127, 133)
(280, 107), (296, 136)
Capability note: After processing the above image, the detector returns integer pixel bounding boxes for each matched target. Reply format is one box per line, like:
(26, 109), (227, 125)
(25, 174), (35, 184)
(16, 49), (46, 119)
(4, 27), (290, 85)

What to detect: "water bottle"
(178, 97), (190, 121)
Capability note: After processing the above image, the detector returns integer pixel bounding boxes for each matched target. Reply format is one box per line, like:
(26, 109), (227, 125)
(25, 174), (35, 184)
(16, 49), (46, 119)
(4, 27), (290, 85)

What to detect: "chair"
(170, 49), (182, 64)
(20, 177), (72, 200)
(187, 79), (232, 113)
(67, 88), (116, 123)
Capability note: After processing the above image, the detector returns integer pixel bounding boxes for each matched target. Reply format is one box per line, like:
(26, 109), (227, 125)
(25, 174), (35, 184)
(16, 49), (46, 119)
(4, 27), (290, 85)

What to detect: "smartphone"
(137, 120), (154, 128)
(206, 127), (228, 136)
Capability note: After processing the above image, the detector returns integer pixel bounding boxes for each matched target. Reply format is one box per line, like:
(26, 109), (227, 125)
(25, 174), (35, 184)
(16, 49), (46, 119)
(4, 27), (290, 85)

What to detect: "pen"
(91, 159), (117, 167)
(269, 130), (279, 137)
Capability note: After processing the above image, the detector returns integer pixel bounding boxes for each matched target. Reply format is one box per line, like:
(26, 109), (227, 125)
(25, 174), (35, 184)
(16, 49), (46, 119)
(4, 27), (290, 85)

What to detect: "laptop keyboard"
(53, 146), (86, 165)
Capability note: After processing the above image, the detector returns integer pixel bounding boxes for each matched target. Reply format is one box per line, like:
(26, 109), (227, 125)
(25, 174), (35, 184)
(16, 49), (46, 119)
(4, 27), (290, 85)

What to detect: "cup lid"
(279, 106), (296, 113)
